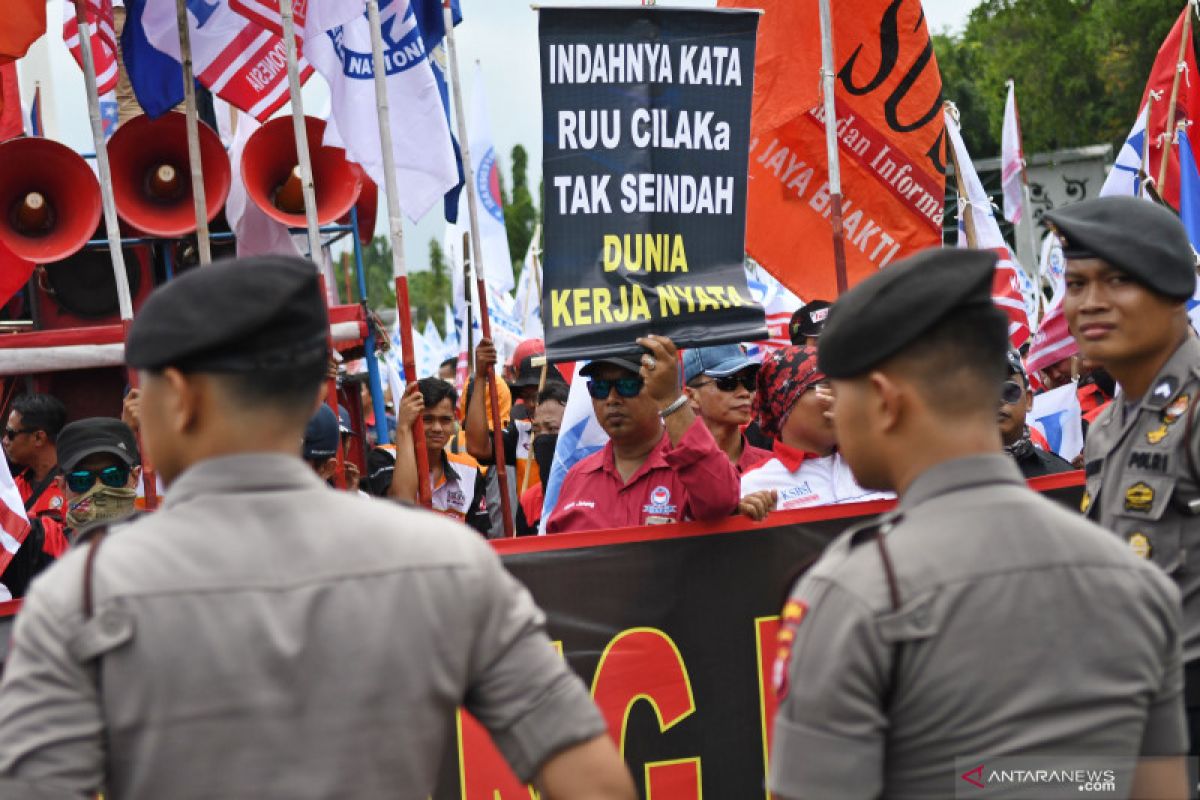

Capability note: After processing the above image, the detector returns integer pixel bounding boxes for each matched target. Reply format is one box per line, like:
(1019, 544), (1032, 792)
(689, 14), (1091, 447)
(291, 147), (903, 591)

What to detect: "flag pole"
(73, 0), (158, 509)
(1143, 91), (1160, 199)
(364, 0), (432, 508)
(1158, 5), (1194, 192)
(443, 3), (515, 537)
(278, 0), (346, 490)
(173, 0), (211, 265)
(945, 103), (979, 249)
(1007, 80), (1040, 281)
(817, 0), (849, 295)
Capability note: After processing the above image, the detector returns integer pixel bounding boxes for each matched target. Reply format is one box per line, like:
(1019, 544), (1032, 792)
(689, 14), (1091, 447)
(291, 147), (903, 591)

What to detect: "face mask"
(66, 482), (138, 530)
(533, 434), (558, 487)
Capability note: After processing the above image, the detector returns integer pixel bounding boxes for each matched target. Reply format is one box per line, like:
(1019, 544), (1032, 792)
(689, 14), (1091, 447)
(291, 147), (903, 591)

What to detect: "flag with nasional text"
(717, 0), (945, 301)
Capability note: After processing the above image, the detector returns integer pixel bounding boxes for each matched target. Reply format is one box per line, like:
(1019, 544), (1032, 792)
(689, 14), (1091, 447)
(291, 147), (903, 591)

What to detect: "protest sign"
(539, 8), (767, 362)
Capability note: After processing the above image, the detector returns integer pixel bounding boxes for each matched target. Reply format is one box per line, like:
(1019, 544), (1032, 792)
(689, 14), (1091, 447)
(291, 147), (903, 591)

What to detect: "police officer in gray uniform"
(0, 257), (635, 800)
(1046, 195), (1200, 756)
(768, 249), (1188, 799)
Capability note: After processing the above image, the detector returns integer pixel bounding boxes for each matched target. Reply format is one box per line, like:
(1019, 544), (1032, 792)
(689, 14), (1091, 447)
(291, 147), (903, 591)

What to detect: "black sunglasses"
(1000, 380), (1025, 405)
(3, 427), (34, 440)
(65, 464), (131, 494)
(695, 373), (756, 392)
(587, 377), (644, 400)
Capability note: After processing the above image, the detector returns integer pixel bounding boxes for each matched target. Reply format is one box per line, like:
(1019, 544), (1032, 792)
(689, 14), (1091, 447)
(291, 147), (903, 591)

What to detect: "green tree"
(505, 144), (539, 274)
(336, 237), (396, 310)
(933, 0), (1185, 158)
(408, 239), (453, 334)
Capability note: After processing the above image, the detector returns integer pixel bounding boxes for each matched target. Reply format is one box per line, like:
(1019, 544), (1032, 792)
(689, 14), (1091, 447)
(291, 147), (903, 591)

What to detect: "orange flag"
(0, 64), (22, 142)
(0, 0), (47, 65)
(718, 0), (945, 301)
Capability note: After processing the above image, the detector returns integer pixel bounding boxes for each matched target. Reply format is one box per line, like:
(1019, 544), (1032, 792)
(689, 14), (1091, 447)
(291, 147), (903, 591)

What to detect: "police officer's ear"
(866, 370), (906, 433)
(152, 368), (206, 434)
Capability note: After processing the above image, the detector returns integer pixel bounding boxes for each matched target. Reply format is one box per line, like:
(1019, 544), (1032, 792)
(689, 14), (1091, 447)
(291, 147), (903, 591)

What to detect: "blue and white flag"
(1100, 102), (1150, 199)
(308, 0), (458, 223)
(411, 0), (463, 222)
(442, 303), (459, 361)
(1029, 383), (1084, 461)
(99, 90), (118, 139)
(466, 63), (514, 293)
(120, 0), (184, 117)
(1172, 127), (1200, 331)
(540, 364), (609, 527)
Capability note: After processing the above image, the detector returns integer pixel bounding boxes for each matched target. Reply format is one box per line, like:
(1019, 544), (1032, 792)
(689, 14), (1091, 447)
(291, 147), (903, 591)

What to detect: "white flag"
(443, 304), (459, 361)
(946, 109), (1032, 348)
(1000, 81), (1025, 224)
(1100, 102), (1151, 199)
(1029, 382), (1084, 461)
(306, 0), (458, 223)
(514, 240), (544, 341)
(226, 111), (304, 259)
(466, 63), (514, 293)
(540, 362), (609, 528)
(0, 452), (30, 576)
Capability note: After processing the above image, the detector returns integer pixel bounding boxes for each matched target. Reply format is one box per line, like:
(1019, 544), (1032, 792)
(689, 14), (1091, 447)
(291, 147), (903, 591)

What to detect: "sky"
(25, 0), (978, 274)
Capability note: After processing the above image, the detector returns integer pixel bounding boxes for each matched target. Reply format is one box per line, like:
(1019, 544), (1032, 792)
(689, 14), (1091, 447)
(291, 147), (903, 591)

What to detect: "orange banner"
(0, 0), (47, 65)
(719, 0), (945, 302)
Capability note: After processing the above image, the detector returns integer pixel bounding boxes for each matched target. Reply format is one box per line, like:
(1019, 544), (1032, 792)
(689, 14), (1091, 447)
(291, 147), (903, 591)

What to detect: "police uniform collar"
(1139, 336), (1200, 412)
(163, 453), (326, 508)
(899, 453), (1025, 512)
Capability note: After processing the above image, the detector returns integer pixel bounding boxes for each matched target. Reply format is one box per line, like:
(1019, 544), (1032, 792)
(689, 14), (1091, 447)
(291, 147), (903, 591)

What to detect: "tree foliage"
(503, 144), (540, 274)
(934, 0), (1186, 158)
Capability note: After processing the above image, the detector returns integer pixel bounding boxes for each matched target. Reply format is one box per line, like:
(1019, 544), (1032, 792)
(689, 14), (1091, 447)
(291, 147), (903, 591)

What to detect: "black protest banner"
(432, 473), (1087, 798)
(539, 8), (768, 362)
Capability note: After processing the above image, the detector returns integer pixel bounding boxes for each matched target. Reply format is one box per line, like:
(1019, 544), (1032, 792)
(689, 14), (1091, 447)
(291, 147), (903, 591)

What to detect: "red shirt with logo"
(736, 437), (773, 475)
(544, 417), (739, 534)
(14, 470), (64, 522)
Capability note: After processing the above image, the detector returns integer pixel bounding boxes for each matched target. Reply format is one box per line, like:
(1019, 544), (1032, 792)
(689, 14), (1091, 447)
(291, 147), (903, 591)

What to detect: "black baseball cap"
(789, 300), (833, 343)
(511, 354), (565, 388)
(56, 418), (139, 473)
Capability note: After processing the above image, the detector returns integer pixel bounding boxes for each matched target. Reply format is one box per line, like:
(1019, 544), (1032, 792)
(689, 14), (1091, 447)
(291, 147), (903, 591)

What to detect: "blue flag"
(411, 0), (464, 223)
(1174, 128), (1200, 327)
(121, 0), (184, 117)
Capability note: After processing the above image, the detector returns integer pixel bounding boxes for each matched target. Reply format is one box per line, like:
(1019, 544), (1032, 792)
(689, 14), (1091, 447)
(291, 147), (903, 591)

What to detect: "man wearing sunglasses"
(0, 256), (635, 800)
(3, 393), (67, 525)
(544, 335), (741, 533)
(998, 350), (1074, 479)
(682, 344), (771, 474)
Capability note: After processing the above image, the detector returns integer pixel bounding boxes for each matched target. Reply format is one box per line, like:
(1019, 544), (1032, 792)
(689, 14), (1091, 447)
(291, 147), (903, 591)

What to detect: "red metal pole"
(394, 275), (433, 508)
(474, 280), (515, 538)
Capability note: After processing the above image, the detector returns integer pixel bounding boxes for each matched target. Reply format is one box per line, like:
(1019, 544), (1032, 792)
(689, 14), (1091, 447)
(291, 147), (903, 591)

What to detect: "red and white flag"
(64, 0), (119, 95)
(141, 0), (313, 121)
(1001, 80), (1025, 225)
(0, 451), (31, 576)
(946, 108), (1032, 348)
(1025, 300), (1079, 385)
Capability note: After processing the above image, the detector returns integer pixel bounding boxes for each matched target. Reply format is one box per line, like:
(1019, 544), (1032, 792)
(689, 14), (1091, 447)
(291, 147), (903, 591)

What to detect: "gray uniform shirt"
(1084, 336), (1200, 663)
(769, 454), (1185, 800)
(0, 454), (605, 799)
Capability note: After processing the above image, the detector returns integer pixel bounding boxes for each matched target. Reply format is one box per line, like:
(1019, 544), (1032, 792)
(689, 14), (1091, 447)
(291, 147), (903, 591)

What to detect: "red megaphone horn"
(107, 112), (232, 238)
(0, 137), (102, 263)
(241, 116), (363, 227)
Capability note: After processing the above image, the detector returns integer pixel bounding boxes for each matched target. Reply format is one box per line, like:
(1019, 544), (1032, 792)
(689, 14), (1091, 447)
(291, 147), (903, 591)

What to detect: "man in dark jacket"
(1000, 350), (1075, 478)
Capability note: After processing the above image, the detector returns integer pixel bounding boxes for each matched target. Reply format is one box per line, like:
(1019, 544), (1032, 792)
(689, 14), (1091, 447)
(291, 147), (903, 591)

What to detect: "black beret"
(1043, 197), (1195, 300)
(818, 248), (998, 378)
(57, 417), (139, 472)
(126, 256), (329, 372)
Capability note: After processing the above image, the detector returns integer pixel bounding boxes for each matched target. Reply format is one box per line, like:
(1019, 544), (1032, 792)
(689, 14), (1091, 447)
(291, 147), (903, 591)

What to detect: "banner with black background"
(539, 8), (768, 362)
(430, 475), (1086, 798)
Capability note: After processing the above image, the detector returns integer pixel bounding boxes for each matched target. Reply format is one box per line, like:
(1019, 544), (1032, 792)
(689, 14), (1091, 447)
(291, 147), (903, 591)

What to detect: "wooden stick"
(1158, 8), (1193, 192)
(443, 1), (515, 537)
(277, 0), (322, 255)
(1143, 91), (1159, 198)
(817, 0), (849, 295)
(365, 0), (432, 507)
(945, 105), (979, 249)
(74, 1), (156, 506)
(174, 0), (211, 264)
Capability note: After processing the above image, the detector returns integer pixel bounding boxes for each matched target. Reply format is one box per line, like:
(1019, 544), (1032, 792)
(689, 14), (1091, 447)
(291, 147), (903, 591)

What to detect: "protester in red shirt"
(544, 336), (740, 534)
(682, 344), (771, 474)
(3, 394), (66, 522)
